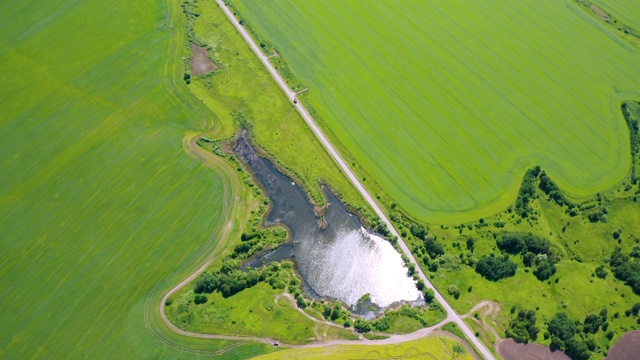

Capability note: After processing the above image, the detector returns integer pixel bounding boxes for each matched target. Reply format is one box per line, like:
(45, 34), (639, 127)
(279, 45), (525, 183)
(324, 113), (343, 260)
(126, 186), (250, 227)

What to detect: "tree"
(195, 271), (219, 293)
(424, 238), (444, 259)
(533, 260), (556, 281)
(583, 314), (603, 334)
(447, 285), (460, 299)
(423, 288), (435, 303)
(595, 265), (608, 279)
(354, 319), (371, 333)
(547, 312), (576, 347)
(466, 238), (475, 251)
(631, 302), (640, 316)
(565, 338), (591, 360)
(505, 309), (538, 343)
(475, 254), (517, 281)
(410, 224), (426, 240)
(374, 317), (390, 331)
(330, 303), (341, 321)
(609, 247), (640, 295)
(194, 294), (208, 305)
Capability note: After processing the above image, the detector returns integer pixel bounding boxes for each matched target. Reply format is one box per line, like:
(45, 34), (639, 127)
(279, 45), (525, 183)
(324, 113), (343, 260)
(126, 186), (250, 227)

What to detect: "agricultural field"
(232, 0), (640, 223)
(590, 0), (640, 30)
(252, 335), (473, 360)
(0, 0), (273, 358)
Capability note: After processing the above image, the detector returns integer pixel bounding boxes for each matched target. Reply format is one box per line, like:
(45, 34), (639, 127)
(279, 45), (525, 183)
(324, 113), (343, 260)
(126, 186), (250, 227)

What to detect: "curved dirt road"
(214, 1), (496, 359)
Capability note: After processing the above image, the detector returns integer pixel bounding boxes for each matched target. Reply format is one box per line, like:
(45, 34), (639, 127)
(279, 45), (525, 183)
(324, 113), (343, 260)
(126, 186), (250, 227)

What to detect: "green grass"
(590, 0), (640, 30)
(167, 280), (318, 344)
(185, 0), (370, 215)
(383, 304), (447, 334)
(252, 335), (474, 360)
(231, 0), (640, 223)
(0, 0), (276, 358)
(419, 192), (640, 358)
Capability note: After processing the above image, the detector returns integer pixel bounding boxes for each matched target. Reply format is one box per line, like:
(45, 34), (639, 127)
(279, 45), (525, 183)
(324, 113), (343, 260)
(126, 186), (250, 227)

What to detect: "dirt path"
(462, 301), (502, 347)
(214, 1), (496, 358)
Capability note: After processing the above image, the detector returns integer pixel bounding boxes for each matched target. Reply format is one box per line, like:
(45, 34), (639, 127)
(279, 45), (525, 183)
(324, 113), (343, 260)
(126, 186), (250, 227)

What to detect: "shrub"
(447, 285), (460, 299)
(506, 309), (538, 343)
(354, 319), (371, 333)
(475, 254), (517, 281)
(194, 294), (208, 305)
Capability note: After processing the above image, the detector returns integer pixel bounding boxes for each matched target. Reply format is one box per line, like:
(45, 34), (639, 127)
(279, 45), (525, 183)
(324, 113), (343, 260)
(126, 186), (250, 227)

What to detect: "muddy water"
(236, 132), (422, 317)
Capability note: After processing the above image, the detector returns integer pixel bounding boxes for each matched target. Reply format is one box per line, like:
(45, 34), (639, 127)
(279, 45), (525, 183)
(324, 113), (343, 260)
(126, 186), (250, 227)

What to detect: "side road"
(214, 1), (496, 359)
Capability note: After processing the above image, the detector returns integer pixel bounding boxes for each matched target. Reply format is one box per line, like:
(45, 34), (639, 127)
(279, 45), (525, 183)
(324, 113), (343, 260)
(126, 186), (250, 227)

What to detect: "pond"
(236, 132), (422, 318)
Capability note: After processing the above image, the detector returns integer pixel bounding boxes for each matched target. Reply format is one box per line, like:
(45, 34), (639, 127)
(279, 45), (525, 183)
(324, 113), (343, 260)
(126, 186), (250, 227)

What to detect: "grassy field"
(185, 0), (369, 215)
(0, 0), (277, 358)
(252, 335), (473, 360)
(590, 0), (640, 30)
(403, 184), (640, 358)
(232, 0), (640, 223)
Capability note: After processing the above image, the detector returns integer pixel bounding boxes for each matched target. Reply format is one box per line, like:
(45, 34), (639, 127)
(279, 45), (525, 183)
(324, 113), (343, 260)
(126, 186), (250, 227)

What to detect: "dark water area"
(235, 132), (422, 318)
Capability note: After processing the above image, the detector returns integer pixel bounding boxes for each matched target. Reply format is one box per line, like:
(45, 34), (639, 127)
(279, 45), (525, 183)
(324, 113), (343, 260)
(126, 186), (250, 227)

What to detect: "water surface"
(236, 133), (421, 317)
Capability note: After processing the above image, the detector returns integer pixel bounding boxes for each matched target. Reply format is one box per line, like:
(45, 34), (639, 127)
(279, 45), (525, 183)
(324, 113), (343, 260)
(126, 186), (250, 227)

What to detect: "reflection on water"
(236, 132), (421, 317)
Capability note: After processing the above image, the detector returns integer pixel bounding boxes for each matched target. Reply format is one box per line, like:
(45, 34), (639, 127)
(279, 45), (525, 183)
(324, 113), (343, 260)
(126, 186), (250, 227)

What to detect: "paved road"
(215, 1), (496, 359)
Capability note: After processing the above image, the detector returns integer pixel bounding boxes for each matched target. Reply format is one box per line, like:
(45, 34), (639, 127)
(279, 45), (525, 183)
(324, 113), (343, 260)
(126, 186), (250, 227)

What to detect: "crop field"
(0, 0), (273, 358)
(252, 335), (473, 360)
(232, 0), (640, 223)
(590, 0), (640, 29)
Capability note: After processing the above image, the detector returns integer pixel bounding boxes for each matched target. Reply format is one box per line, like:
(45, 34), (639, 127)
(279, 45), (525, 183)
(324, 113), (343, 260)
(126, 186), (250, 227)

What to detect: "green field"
(232, 0), (640, 223)
(0, 0), (275, 358)
(591, 0), (640, 29)
(184, 0), (368, 214)
(252, 335), (473, 360)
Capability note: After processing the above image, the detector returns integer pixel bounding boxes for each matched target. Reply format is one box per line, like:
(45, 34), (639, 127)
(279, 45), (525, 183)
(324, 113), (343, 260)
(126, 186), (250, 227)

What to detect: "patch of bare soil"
(497, 339), (570, 360)
(606, 331), (640, 360)
(190, 44), (217, 76)
(590, 5), (610, 23)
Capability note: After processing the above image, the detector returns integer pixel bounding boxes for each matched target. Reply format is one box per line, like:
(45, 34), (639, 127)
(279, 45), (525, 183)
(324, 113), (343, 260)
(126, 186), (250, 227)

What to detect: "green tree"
(194, 294), (208, 305)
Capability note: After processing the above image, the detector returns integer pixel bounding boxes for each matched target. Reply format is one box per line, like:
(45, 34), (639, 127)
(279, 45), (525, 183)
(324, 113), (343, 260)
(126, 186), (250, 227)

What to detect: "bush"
(583, 314), (603, 334)
(447, 285), (461, 299)
(609, 247), (640, 294)
(533, 260), (556, 281)
(410, 224), (427, 240)
(374, 317), (390, 331)
(354, 319), (371, 333)
(547, 312), (576, 345)
(475, 254), (517, 281)
(506, 309), (538, 343)
(497, 232), (550, 255)
(424, 238), (445, 258)
(194, 294), (208, 305)
(423, 288), (435, 303)
(595, 265), (608, 279)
